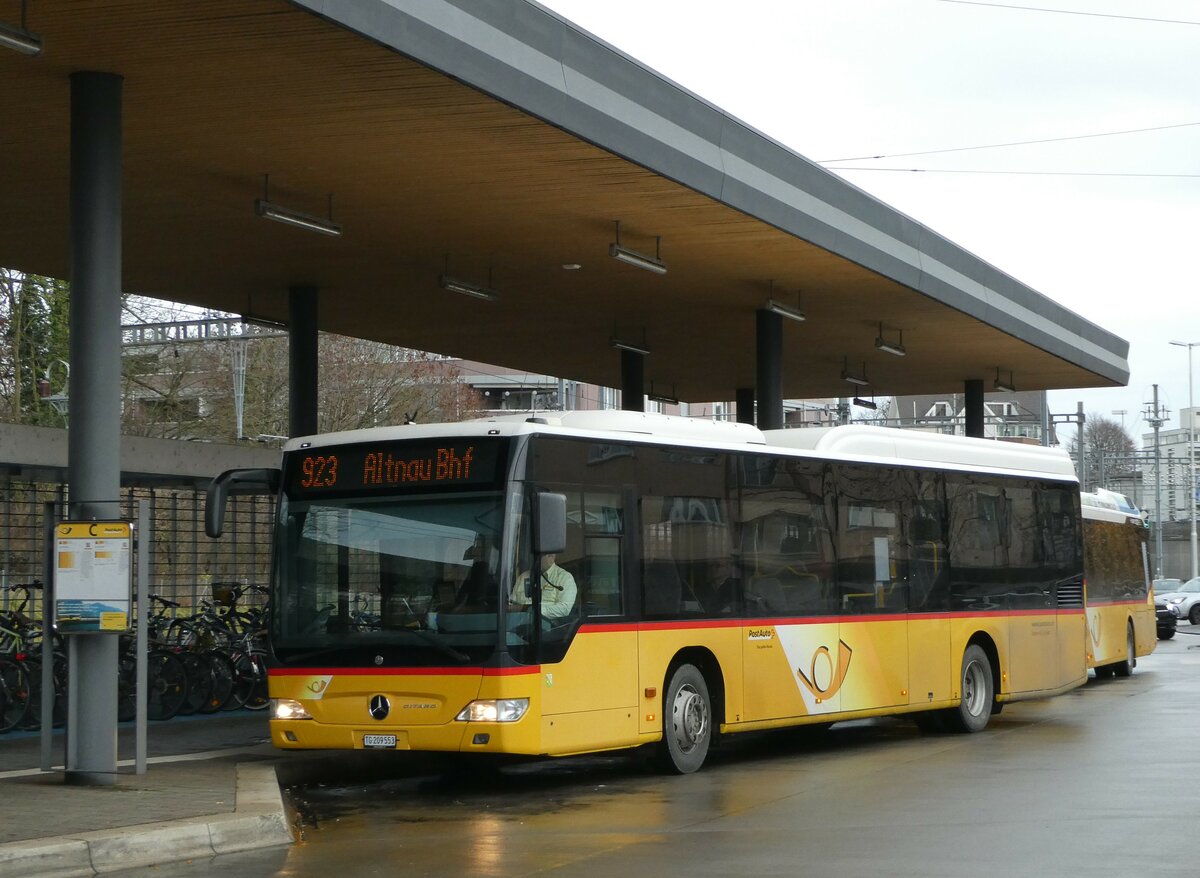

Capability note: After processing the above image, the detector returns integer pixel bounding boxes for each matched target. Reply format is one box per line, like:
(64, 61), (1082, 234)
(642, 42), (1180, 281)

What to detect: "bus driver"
(509, 553), (578, 620)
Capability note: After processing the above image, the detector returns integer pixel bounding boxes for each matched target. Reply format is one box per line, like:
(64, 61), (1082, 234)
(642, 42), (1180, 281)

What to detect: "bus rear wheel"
(1114, 625), (1135, 677)
(945, 645), (993, 733)
(657, 664), (711, 774)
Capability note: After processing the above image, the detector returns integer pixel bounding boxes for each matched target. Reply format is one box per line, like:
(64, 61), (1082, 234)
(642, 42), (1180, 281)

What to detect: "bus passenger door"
(537, 487), (641, 754)
(907, 532), (951, 709)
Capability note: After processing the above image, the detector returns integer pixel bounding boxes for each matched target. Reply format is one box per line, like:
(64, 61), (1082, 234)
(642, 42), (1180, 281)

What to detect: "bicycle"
(0, 582), (66, 732)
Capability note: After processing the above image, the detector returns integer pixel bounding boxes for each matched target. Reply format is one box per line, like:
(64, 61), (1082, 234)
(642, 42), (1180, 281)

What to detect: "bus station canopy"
(0, 0), (1129, 403)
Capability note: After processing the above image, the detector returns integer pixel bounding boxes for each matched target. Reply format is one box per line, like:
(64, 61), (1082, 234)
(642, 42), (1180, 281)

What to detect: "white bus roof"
(763, 424), (1078, 480)
(1081, 490), (1145, 524)
(285, 411), (1078, 482)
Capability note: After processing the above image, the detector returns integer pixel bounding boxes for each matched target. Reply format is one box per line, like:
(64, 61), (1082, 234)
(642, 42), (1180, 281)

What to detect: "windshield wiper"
(275, 646), (353, 665)
(388, 626), (471, 663)
(278, 633), (470, 666)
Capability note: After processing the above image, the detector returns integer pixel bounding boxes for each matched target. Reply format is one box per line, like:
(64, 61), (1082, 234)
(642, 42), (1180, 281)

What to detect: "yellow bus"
(1080, 489), (1155, 677)
(208, 412), (1088, 773)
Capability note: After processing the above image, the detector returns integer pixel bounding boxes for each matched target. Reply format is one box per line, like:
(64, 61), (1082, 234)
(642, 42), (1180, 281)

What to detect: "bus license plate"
(363, 734), (397, 749)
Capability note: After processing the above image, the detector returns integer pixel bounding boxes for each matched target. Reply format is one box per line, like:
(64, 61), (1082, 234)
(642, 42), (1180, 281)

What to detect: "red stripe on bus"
(576, 607), (1081, 634)
(270, 666), (540, 677)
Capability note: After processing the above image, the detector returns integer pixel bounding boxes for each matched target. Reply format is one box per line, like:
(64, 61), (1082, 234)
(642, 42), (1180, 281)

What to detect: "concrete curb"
(0, 763), (293, 878)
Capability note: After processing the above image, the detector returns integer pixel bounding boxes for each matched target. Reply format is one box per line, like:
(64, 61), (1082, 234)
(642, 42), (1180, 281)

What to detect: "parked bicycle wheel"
(146, 650), (188, 721)
(242, 650), (269, 710)
(199, 649), (235, 714)
(0, 657), (31, 733)
(175, 651), (214, 717)
(225, 647), (265, 710)
(117, 651), (137, 722)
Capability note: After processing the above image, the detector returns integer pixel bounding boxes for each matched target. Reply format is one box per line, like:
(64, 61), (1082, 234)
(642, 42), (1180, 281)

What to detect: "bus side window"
(580, 490), (624, 617)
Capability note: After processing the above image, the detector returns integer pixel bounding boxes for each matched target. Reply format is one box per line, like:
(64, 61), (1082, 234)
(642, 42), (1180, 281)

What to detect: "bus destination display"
(288, 440), (504, 495)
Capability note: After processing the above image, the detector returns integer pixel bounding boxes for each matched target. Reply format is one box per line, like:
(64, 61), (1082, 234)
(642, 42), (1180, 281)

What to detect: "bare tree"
(1071, 413), (1137, 487)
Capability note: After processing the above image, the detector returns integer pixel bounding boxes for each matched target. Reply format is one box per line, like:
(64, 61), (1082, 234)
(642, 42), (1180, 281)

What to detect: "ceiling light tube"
(842, 357), (868, 386)
(611, 338), (649, 356)
(439, 275), (498, 302)
(852, 397), (878, 410)
(766, 298), (806, 323)
(875, 324), (906, 357)
(610, 221), (667, 275)
(255, 199), (342, 237)
(0, 2), (41, 55)
(609, 243), (667, 275)
(0, 19), (40, 54)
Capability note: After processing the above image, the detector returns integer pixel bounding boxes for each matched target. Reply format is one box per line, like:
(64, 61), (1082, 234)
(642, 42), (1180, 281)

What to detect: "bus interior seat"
(643, 560), (683, 615)
(748, 577), (787, 614)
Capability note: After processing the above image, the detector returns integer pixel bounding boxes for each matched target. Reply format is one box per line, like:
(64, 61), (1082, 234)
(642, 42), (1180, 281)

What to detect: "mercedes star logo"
(369, 694), (390, 721)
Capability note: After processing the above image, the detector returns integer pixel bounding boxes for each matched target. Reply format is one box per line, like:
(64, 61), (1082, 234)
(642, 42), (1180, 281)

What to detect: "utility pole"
(1145, 386), (1168, 579)
(1170, 341), (1198, 579)
(1077, 401), (1087, 492)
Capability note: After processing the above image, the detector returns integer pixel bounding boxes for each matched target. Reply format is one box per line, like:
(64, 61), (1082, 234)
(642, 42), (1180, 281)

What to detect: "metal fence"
(0, 476), (274, 618)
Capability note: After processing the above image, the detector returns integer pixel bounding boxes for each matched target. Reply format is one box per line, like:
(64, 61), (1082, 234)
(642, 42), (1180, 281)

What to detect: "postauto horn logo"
(796, 640), (853, 702)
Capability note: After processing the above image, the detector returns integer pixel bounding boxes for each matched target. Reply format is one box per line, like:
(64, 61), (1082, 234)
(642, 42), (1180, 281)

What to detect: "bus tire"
(1114, 625), (1135, 677)
(945, 644), (992, 733)
(657, 664), (711, 774)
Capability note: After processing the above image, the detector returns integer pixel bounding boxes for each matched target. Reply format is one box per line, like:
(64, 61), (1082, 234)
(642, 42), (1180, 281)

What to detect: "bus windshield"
(272, 490), (507, 665)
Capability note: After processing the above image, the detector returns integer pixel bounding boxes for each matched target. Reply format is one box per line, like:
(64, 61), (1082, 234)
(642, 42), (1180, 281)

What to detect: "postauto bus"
(207, 411), (1088, 773)
(1079, 489), (1155, 677)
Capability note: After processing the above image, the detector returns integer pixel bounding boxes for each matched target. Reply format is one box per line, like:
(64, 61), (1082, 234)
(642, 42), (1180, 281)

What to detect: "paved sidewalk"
(0, 713), (294, 877)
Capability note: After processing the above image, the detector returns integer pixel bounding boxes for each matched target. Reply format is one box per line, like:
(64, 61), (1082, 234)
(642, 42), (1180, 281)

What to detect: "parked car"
(1156, 601), (1179, 639)
(1156, 577), (1200, 625)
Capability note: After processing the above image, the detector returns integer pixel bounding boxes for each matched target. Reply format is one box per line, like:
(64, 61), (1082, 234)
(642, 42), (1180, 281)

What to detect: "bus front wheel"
(945, 645), (993, 733)
(1114, 625), (1135, 677)
(657, 664), (711, 774)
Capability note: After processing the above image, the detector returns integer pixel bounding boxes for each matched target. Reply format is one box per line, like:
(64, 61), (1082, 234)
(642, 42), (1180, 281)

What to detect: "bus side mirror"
(532, 492), (567, 555)
(206, 468), (281, 538)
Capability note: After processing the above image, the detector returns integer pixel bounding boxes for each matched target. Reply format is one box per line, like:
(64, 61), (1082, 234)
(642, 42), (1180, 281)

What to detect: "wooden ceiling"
(0, 0), (1127, 402)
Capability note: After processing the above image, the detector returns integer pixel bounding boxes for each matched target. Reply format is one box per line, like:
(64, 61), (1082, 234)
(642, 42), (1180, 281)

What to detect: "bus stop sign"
(53, 520), (133, 633)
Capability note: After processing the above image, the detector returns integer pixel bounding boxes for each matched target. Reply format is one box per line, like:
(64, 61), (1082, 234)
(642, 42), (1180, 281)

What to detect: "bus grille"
(1057, 581), (1084, 608)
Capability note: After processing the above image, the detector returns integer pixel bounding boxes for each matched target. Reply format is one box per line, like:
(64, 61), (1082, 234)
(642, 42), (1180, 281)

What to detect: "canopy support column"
(756, 309), (783, 430)
(289, 286), (319, 438)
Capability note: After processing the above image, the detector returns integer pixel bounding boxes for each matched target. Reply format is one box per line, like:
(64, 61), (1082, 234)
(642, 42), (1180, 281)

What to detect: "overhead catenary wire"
(934, 0), (1200, 27)
(818, 120), (1200, 165)
(823, 167), (1200, 179)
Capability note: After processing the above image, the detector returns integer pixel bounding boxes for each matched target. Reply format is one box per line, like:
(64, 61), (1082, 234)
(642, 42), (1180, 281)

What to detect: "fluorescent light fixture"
(255, 199), (341, 237)
(648, 383), (679, 405)
(994, 367), (1015, 393)
(609, 221), (666, 275)
(842, 358), (868, 386)
(874, 323), (906, 357)
(611, 338), (649, 356)
(240, 314), (288, 330)
(853, 397), (877, 410)
(609, 242), (666, 275)
(0, 3), (41, 55)
(439, 274), (498, 302)
(766, 298), (806, 323)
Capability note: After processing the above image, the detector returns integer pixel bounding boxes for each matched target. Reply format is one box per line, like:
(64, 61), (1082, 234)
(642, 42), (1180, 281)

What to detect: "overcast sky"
(538, 0), (1200, 442)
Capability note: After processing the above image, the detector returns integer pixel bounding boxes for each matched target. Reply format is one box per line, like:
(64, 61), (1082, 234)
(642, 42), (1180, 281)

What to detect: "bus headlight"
(455, 698), (529, 723)
(272, 698), (313, 720)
